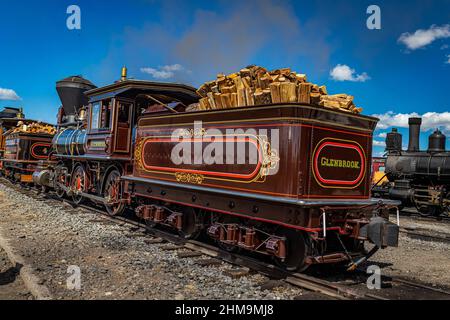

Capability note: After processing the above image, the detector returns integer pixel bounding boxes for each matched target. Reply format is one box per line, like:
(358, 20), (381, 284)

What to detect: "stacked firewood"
(12, 121), (56, 135)
(189, 66), (362, 114)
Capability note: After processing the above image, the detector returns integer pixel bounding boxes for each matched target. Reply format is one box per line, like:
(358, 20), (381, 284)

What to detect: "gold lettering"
(319, 157), (360, 169)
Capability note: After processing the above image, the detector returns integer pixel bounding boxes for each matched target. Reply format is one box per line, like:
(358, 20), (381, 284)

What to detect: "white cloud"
(377, 132), (388, 138)
(0, 88), (21, 101)
(446, 54), (450, 64)
(140, 64), (187, 80)
(373, 140), (386, 147)
(329, 64), (370, 82)
(372, 111), (450, 132)
(398, 24), (450, 50)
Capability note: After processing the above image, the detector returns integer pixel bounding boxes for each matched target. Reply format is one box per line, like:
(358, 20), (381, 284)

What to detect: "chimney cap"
(408, 117), (422, 125)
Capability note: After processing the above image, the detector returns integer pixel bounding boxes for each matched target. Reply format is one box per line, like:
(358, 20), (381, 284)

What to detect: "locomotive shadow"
(0, 262), (23, 286)
(305, 261), (395, 289)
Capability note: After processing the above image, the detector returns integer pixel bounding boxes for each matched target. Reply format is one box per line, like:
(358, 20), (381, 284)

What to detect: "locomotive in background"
(376, 117), (450, 217)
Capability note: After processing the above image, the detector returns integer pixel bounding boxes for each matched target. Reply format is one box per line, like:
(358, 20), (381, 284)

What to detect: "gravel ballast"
(0, 182), (449, 299)
(0, 183), (302, 300)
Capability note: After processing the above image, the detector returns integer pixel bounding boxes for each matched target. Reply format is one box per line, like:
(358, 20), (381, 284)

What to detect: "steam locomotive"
(0, 108), (56, 183)
(376, 117), (450, 216)
(1, 68), (400, 272)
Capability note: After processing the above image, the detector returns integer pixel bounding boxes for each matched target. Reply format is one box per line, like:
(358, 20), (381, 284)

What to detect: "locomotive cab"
(86, 97), (134, 157)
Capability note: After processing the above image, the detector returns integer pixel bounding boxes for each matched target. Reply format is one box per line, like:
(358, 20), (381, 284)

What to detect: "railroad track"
(399, 208), (450, 223)
(1, 179), (450, 300)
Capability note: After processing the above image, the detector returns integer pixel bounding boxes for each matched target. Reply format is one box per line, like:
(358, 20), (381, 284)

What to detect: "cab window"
(90, 102), (101, 129)
(117, 101), (131, 127)
(90, 99), (112, 130)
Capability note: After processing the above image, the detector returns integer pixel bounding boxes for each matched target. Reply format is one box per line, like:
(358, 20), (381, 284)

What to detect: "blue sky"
(0, 0), (449, 156)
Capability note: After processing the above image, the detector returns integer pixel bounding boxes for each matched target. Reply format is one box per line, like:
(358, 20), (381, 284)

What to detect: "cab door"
(113, 100), (133, 153)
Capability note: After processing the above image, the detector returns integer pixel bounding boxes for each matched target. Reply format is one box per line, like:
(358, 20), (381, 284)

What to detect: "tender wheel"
(71, 165), (87, 205)
(178, 207), (200, 239)
(274, 228), (309, 272)
(103, 169), (125, 216)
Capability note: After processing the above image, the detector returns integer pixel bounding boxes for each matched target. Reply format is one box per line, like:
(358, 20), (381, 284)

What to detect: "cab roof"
(85, 79), (200, 105)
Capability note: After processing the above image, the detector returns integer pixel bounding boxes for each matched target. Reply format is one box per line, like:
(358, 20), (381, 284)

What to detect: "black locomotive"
(376, 117), (450, 216)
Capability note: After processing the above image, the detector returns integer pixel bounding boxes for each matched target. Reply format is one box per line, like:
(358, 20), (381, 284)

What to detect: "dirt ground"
(0, 183), (449, 299)
(0, 247), (33, 300)
(367, 215), (450, 288)
(0, 185), (303, 300)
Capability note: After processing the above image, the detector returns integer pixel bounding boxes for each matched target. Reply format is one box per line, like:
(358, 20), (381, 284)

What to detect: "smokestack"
(56, 76), (97, 116)
(407, 117), (422, 152)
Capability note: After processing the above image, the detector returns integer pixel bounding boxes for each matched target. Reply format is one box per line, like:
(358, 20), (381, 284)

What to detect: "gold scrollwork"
(258, 137), (281, 180)
(135, 138), (145, 170)
(175, 172), (204, 185)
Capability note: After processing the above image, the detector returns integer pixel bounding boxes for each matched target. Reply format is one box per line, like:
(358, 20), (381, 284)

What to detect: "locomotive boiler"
(383, 117), (450, 216)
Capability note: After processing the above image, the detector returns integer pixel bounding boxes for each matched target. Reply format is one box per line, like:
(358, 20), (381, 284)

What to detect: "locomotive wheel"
(55, 164), (68, 199)
(55, 186), (66, 198)
(41, 185), (50, 194)
(274, 228), (309, 272)
(103, 170), (125, 216)
(178, 207), (200, 239)
(71, 165), (87, 205)
(417, 205), (438, 217)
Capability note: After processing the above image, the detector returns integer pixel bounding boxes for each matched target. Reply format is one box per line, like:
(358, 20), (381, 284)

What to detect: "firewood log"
(280, 82), (297, 103)
(242, 76), (252, 88)
(245, 87), (255, 106)
(199, 97), (209, 110)
(213, 93), (223, 109)
(222, 86), (236, 94)
(237, 88), (247, 107)
(319, 85), (328, 95)
(207, 92), (216, 109)
(220, 93), (232, 109)
(210, 85), (219, 94)
(233, 76), (244, 90)
(231, 93), (238, 107)
(239, 68), (251, 78)
(296, 74), (307, 83)
(320, 100), (341, 109)
(258, 75), (271, 90)
(310, 92), (321, 105)
(269, 82), (281, 103)
(197, 83), (210, 98)
(298, 83), (312, 104)
(254, 89), (272, 105)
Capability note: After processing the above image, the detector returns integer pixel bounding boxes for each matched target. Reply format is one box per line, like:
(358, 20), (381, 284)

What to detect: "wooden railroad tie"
(161, 245), (185, 251)
(195, 258), (222, 266)
(223, 268), (250, 279)
(177, 251), (203, 259)
(144, 238), (165, 244)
